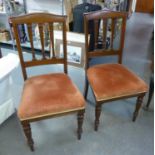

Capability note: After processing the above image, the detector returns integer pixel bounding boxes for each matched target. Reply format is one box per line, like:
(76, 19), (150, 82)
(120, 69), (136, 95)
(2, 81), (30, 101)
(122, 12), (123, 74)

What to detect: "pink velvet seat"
(87, 64), (148, 102)
(18, 73), (85, 121)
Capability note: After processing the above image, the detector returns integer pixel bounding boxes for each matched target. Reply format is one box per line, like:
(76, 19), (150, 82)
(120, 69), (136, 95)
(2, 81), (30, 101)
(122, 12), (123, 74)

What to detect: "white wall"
(132, 0), (137, 12)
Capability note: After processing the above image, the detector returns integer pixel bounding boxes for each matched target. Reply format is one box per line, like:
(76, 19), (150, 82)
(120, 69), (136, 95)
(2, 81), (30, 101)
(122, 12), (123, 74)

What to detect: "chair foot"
(132, 94), (145, 122)
(94, 125), (98, 131)
(94, 104), (102, 131)
(77, 110), (85, 140)
(143, 106), (149, 111)
(22, 122), (34, 151)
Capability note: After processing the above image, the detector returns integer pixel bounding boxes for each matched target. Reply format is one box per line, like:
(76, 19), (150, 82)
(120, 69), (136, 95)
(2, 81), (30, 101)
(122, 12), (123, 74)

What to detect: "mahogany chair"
(10, 13), (85, 151)
(83, 10), (148, 131)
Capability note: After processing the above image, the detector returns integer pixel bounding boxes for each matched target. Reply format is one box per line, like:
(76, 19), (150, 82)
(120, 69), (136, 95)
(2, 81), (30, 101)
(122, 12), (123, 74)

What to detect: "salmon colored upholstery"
(18, 73), (85, 121)
(87, 64), (148, 101)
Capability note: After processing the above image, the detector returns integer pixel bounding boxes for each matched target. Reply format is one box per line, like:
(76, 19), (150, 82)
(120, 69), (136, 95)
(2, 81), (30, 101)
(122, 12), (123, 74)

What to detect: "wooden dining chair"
(10, 13), (85, 151)
(83, 10), (148, 131)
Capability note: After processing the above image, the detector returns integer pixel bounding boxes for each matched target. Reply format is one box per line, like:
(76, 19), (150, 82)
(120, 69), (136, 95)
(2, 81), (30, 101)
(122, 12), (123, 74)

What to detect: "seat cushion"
(87, 64), (148, 101)
(18, 73), (85, 121)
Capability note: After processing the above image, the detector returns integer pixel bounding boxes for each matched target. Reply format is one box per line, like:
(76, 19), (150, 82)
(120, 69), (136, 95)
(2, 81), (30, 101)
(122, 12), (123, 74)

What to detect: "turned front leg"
(84, 77), (89, 99)
(77, 110), (85, 140)
(133, 94), (145, 122)
(22, 122), (34, 151)
(94, 104), (102, 131)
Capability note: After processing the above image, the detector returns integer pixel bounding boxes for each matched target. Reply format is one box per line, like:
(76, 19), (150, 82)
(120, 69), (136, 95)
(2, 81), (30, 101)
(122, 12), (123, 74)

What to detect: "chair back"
(84, 10), (127, 68)
(10, 13), (67, 80)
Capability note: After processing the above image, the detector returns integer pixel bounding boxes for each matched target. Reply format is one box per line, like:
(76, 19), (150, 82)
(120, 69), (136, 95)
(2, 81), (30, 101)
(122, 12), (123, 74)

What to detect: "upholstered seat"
(87, 64), (148, 101)
(18, 73), (85, 121)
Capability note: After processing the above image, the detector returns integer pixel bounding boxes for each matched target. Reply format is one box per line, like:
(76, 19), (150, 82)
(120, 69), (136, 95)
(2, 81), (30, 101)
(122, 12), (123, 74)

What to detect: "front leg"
(21, 122), (34, 151)
(77, 110), (85, 140)
(133, 93), (145, 122)
(94, 104), (102, 131)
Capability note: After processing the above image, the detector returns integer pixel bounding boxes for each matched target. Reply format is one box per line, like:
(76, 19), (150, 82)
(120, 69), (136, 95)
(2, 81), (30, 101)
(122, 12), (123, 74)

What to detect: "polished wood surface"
(136, 0), (154, 13)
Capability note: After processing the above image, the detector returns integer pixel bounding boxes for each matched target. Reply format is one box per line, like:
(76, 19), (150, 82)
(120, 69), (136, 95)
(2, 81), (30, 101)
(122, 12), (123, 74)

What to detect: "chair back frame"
(84, 10), (127, 69)
(10, 13), (67, 80)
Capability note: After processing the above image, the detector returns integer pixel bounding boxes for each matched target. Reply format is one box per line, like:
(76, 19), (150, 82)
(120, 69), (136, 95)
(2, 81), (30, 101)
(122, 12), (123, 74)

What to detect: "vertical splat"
(94, 19), (99, 49)
(48, 23), (55, 58)
(27, 24), (36, 60)
(102, 19), (107, 49)
(119, 17), (126, 63)
(111, 18), (115, 49)
(62, 22), (67, 74)
(38, 23), (46, 59)
(14, 24), (27, 80)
